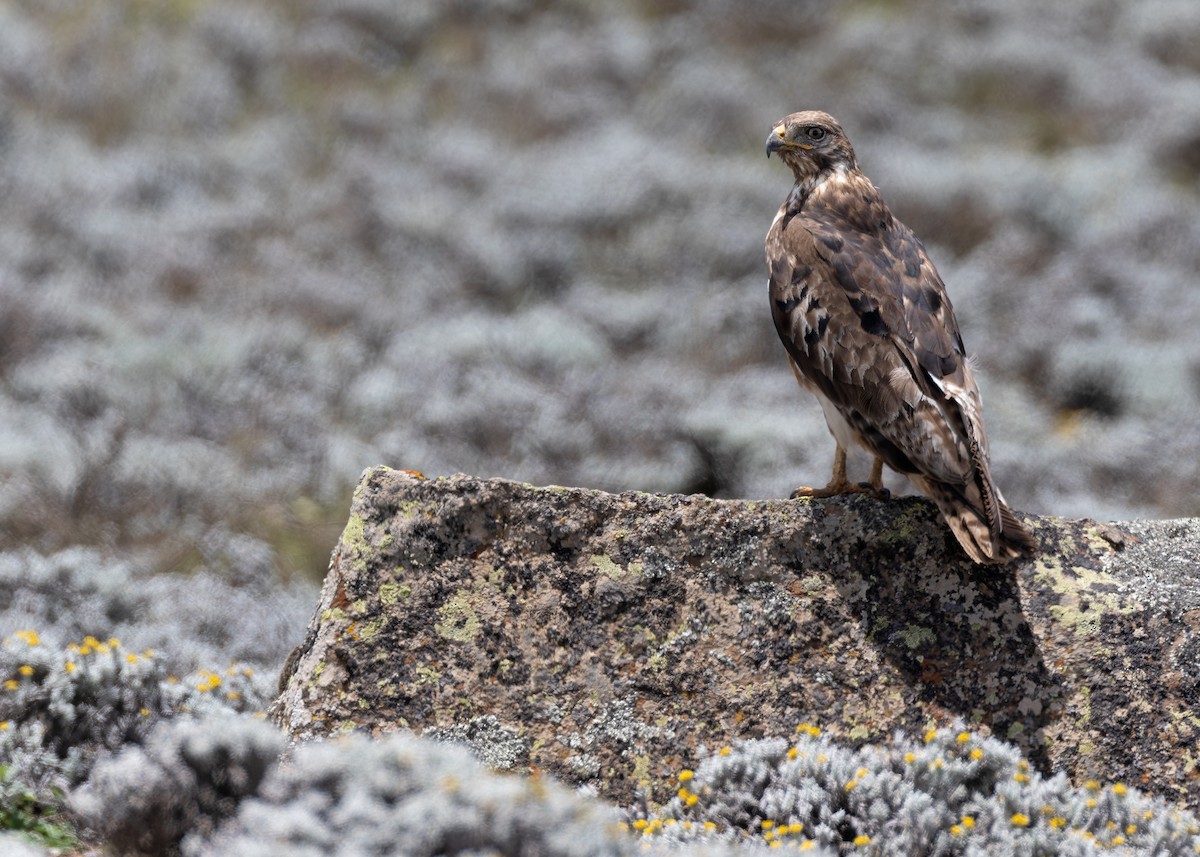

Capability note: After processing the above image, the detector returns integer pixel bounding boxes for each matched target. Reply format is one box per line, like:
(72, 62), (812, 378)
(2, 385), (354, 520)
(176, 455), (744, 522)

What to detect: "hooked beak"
(765, 124), (788, 158)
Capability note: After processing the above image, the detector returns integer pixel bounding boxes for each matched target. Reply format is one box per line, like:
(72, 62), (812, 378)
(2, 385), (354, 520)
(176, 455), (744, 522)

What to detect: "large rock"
(273, 467), (1200, 810)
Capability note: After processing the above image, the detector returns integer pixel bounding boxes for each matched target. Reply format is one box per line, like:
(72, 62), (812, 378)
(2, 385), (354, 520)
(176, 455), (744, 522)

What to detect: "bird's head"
(765, 111), (857, 183)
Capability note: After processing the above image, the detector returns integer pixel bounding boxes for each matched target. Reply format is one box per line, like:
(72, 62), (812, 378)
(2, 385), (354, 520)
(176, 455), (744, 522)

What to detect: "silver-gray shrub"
(71, 714), (283, 857)
(645, 726), (1200, 855)
(187, 729), (630, 857)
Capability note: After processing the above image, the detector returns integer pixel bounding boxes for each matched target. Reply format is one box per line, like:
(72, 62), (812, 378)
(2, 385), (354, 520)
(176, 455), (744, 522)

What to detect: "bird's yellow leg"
(790, 448), (889, 499)
(868, 456), (885, 492)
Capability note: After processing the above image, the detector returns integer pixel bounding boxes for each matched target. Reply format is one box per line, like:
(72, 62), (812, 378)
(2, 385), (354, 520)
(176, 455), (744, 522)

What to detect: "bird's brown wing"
(767, 191), (1031, 561)
(768, 204), (976, 486)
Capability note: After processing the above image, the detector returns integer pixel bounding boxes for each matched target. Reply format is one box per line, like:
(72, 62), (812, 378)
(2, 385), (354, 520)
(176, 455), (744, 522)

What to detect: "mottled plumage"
(765, 110), (1035, 564)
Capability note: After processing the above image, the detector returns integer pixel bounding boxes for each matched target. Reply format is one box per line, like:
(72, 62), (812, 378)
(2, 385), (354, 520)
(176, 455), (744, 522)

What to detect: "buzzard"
(764, 110), (1035, 564)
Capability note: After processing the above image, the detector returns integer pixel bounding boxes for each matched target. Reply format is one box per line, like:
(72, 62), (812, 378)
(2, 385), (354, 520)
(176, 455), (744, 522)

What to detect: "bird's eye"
(805, 126), (827, 141)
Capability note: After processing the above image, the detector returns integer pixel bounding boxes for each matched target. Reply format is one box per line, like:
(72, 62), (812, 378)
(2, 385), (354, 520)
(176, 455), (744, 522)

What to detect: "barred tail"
(915, 476), (1037, 565)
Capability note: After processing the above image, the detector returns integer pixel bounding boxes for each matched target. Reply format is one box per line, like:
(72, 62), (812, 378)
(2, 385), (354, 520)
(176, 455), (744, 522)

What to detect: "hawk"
(764, 110), (1035, 564)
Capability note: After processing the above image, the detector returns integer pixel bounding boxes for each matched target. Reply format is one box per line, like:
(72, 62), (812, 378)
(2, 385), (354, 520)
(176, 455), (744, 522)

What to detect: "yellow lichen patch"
(339, 512), (370, 574)
(357, 617), (386, 642)
(589, 554), (643, 581)
(434, 592), (481, 642)
(379, 582), (409, 605)
(899, 624), (935, 649)
(1034, 554), (1138, 638)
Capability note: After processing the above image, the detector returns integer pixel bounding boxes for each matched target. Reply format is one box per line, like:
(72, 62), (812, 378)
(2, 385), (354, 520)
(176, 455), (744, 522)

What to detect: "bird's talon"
(857, 482), (891, 499)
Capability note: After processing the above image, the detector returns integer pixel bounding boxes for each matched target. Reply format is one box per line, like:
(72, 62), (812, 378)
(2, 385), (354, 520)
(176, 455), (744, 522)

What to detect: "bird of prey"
(764, 110), (1035, 564)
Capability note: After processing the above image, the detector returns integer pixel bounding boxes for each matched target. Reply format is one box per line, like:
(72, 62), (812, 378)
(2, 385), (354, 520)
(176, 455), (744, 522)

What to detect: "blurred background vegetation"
(2, 0), (1200, 585)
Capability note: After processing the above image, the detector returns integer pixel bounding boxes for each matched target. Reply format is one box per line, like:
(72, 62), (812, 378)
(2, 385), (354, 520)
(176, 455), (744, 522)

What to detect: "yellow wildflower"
(1049, 817), (1066, 829)
(904, 752), (916, 764)
(3, 679), (18, 691)
(1084, 779), (1102, 792)
(1011, 813), (1030, 827)
(956, 731), (971, 744)
(126, 653), (139, 664)
(15, 630), (40, 646)
(924, 728), (938, 743)
(17, 665), (33, 676)
(1112, 836), (1126, 846)
(678, 769), (694, 782)
(970, 748), (983, 760)
(65, 662), (76, 673)
(950, 825), (963, 836)
(853, 835), (871, 847)
(1112, 783), (1128, 796)
(962, 816), (975, 829)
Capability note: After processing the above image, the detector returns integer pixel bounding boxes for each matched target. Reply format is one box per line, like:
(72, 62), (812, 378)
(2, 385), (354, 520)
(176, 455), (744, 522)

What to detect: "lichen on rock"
(274, 467), (1200, 812)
